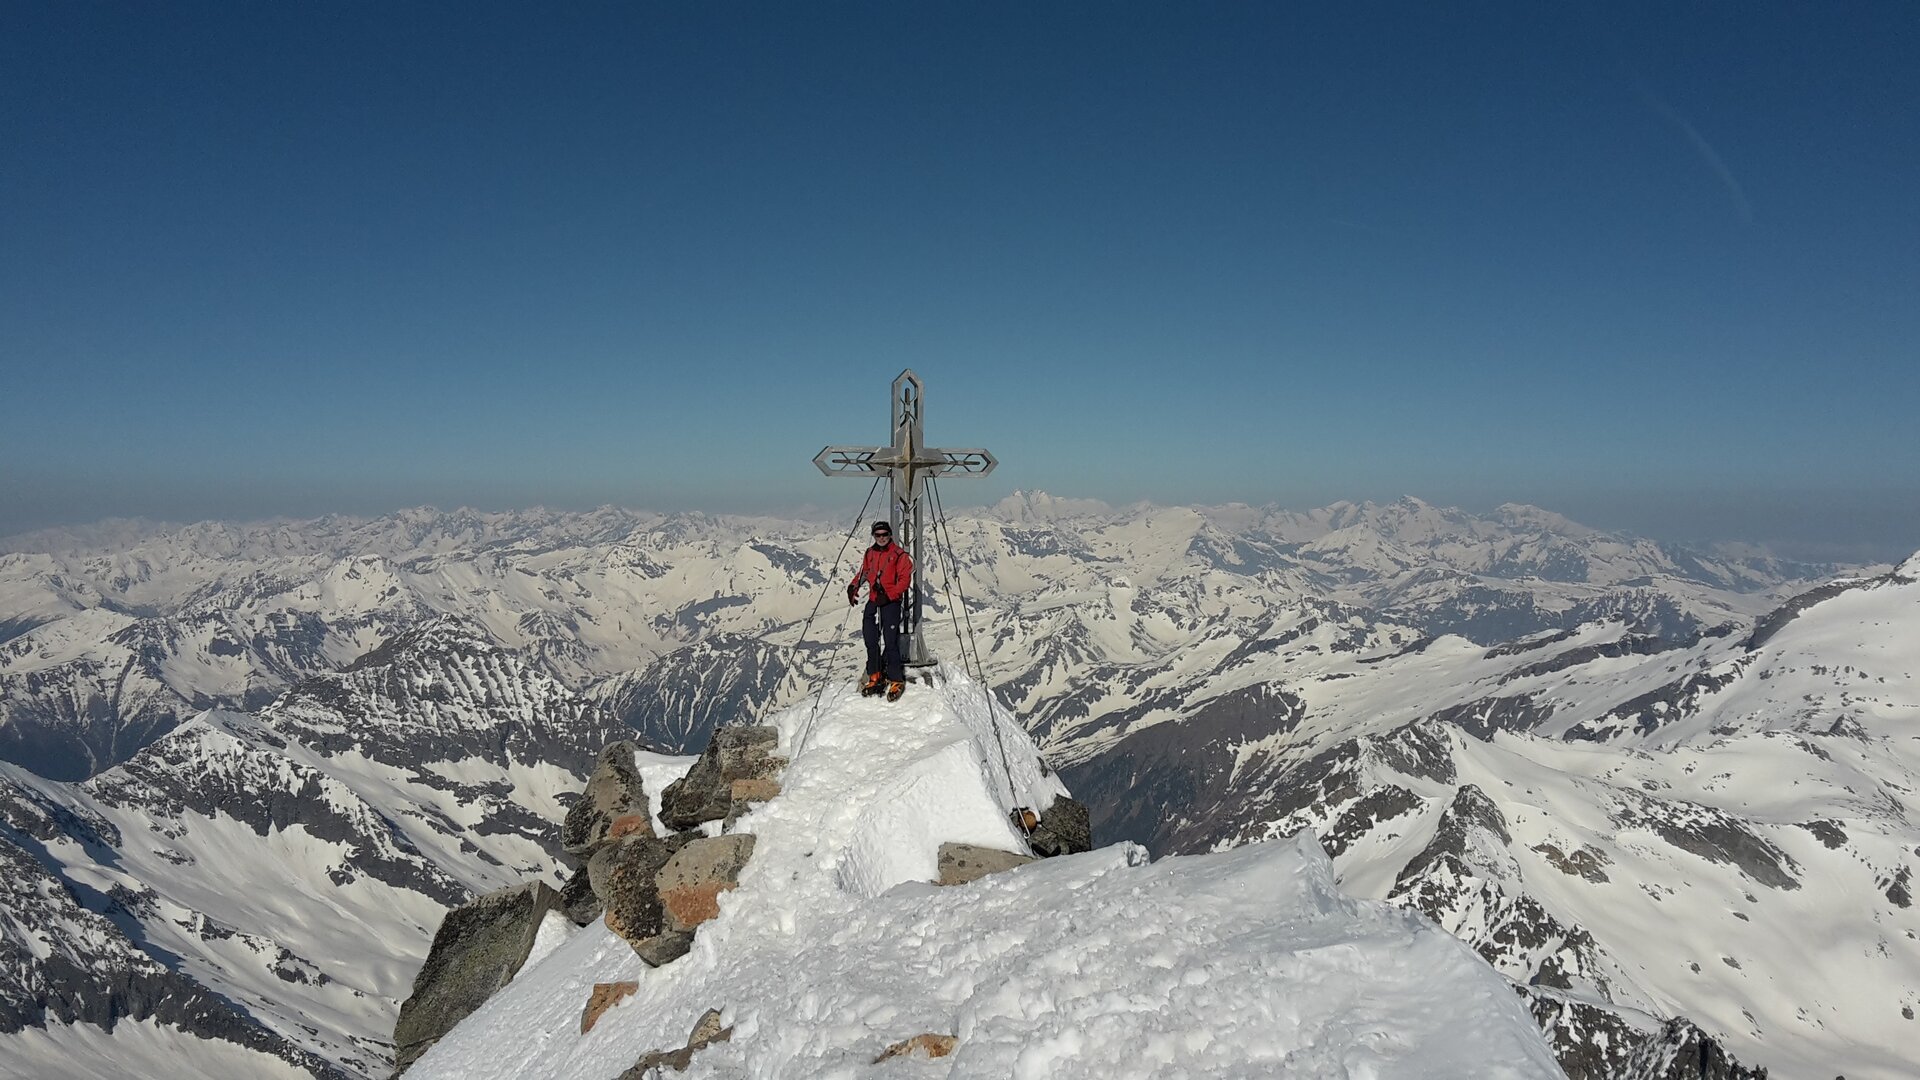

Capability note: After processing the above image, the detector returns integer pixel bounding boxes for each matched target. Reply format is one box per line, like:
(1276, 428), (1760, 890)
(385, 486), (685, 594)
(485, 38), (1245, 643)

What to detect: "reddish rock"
(657, 835), (756, 933)
(723, 777), (781, 829)
(590, 834), (691, 949)
(580, 981), (638, 1034)
(608, 813), (652, 841)
(874, 1033), (958, 1063)
(661, 882), (729, 932)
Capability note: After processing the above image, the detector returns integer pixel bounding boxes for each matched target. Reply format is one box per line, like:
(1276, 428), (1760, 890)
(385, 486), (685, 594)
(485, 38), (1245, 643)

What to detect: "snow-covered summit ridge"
(774, 665), (1067, 898)
(409, 669), (1562, 1080)
(1896, 549), (1920, 581)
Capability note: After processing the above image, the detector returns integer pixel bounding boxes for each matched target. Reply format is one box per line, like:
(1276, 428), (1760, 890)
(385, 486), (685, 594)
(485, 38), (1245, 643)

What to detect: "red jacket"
(850, 542), (912, 603)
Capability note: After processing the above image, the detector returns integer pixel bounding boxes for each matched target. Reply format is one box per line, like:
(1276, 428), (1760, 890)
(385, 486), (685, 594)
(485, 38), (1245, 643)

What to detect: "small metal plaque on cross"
(814, 370), (995, 664)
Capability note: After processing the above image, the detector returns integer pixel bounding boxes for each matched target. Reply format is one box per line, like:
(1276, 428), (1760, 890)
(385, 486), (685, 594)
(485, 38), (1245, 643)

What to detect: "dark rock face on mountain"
(1525, 994), (1766, 1080)
(268, 618), (627, 778)
(595, 636), (793, 755)
(0, 773), (354, 1079)
(0, 616), (645, 1079)
(0, 657), (191, 781)
(1061, 682), (1306, 852)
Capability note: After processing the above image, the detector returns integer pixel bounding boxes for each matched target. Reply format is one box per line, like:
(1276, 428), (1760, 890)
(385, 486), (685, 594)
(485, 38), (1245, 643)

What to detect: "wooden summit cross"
(814, 370), (996, 665)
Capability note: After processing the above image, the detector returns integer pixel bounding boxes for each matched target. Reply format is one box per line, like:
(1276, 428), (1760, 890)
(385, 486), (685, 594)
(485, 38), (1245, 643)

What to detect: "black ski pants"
(862, 598), (904, 682)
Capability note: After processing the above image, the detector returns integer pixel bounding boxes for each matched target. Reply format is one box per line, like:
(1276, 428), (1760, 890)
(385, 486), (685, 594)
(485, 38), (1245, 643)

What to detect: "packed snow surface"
(410, 667), (1561, 1079)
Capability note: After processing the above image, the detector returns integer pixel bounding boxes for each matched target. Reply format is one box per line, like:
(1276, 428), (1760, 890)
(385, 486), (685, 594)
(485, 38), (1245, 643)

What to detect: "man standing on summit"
(848, 520), (913, 701)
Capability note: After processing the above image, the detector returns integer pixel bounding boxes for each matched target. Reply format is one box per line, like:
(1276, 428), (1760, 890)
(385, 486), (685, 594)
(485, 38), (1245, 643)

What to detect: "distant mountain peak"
(990, 489), (1116, 523)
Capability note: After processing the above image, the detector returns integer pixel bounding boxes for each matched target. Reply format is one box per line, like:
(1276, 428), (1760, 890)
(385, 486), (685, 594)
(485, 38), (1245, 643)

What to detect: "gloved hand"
(847, 582), (859, 606)
(871, 585), (887, 604)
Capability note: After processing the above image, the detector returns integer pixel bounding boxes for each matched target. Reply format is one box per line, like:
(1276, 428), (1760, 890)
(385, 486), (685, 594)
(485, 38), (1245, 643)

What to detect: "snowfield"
(409, 667), (1563, 1080)
(0, 1019), (315, 1080)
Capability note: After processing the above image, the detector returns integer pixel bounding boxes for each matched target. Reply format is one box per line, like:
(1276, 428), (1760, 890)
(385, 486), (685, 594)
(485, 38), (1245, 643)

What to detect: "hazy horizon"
(3, 483), (1912, 566)
(6, 6), (1914, 566)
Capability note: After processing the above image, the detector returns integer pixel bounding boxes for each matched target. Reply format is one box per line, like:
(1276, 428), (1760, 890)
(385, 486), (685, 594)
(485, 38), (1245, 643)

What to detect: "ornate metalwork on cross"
(814, 370), (996, 665)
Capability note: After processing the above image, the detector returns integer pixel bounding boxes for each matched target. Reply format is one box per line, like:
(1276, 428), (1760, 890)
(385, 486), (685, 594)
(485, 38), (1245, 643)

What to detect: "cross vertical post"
(814, 370), (996, 665)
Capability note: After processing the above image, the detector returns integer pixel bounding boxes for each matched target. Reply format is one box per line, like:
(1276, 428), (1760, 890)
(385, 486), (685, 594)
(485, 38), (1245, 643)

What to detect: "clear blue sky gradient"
(3, 3), (1916, 558)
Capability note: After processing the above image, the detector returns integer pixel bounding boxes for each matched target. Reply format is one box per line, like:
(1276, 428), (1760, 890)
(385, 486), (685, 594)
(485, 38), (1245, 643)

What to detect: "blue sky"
(3, 3), (1915, 558)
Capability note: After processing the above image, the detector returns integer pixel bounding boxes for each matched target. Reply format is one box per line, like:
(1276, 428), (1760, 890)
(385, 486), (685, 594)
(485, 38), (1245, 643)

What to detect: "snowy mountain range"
(1, 497), (1909, 1078)
(0, 619), (630, 1078)
(0, 496), (1834, 780)
(1056, 555), (1920, 1079)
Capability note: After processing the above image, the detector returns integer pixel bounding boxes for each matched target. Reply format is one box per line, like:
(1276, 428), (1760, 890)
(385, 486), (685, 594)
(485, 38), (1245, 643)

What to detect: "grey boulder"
(392, 880), (559, 1075)
(562, 741), (651, 859)
(658, 726), (784, 832)
(1027, 795), (1093, 858)
(559, 863), (602, 927)
(657, 834), (756, 932)
(937, 843), (1035, 886)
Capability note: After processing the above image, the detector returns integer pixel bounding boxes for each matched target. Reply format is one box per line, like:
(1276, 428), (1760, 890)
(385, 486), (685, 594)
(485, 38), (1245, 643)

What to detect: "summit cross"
(814, 370), (996, 665)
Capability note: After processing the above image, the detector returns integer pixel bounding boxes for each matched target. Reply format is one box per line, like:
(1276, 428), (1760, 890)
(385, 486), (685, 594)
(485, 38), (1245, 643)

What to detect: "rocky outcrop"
(1526, 991), (1767, 1080)
(393, 881), (561, 1075)
(562, 741), (651, 858)
(658, 725), (785, 831)
(621, 1008), (732, 1077)
(1026, 795), (1093, 858)
(937, 842), (1035, 886)
(589, 834), (694, 956)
